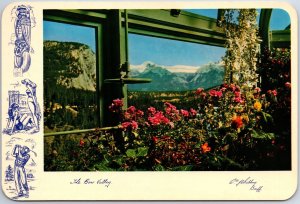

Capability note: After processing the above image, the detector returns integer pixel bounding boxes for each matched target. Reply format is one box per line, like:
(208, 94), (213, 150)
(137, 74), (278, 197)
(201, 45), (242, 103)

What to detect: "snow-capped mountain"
(128, 61), (224, 91)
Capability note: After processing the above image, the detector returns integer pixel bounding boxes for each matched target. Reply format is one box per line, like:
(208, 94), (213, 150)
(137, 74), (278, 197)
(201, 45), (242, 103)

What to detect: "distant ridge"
(44, 41), (224, 92)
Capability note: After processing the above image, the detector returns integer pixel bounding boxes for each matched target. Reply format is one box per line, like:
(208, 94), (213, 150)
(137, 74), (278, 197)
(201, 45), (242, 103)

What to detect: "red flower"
(79, 138), (85, 147)
(267, 89), (277, 96)
(127, 106), (136, 114)
(113, 99), (123, 107)
(109, 98), (123, 112)
(148, 107), (156, 115)
(148, 111), (170, 126)
(121, 121), (138, 130)
(152, 136), (159, 143)
(190, 108), (197, 117)
(121, 122), (131, 130)
(136, 110), (144, 117)
(131, 121), (138, 130)
(229, 84), (236, 92)
(195, 88), (204, 95)
(234, 97), (244, 103)
(254, 87), (261, 93)
(221, 87), (227, 92)
(165, 102), (180, 120)
(124, 111), (132, 120)
(164, 102), (177, 112)
(209, 89), (222, 98)
(232, 116), (243, 129)
(222, 83), (229, 88)
(180, 109), (189, 117)
(234, 91), (241, 98)
(201, 142), (211, 153)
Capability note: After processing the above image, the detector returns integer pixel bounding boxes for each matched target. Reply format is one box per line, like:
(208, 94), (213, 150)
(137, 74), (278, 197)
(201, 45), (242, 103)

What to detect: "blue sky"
(270, 9), (291, 30)
(44, 20), (96, 52)
(185, 9), (290, 30)
(128, 34), (225, 66)
(43, 9), (290, 66)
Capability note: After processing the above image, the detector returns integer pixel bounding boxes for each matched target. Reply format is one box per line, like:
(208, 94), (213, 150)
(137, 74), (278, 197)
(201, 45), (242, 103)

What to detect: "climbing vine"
(222, 9), (260, 93)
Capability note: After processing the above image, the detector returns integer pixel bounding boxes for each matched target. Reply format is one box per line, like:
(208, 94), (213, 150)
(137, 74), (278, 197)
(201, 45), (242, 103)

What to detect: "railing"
(44, 125), (121, 137)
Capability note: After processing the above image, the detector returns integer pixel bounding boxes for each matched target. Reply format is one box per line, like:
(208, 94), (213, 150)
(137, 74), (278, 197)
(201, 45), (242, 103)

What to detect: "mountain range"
(44, 41), (224, 92)
(128, 61), (224, 91)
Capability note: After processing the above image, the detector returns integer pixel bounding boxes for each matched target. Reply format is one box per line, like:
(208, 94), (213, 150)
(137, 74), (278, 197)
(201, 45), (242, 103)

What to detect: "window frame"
(43, 10), (105, 127)
(126, 9), (226, 47)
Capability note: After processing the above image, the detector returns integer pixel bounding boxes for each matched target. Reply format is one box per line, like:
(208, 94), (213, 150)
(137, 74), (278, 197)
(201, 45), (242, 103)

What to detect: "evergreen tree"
(5, 165), (14, 181)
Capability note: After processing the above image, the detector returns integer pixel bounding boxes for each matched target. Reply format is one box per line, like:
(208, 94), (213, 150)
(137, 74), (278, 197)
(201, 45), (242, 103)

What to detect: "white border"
(1, 0), (298, 201)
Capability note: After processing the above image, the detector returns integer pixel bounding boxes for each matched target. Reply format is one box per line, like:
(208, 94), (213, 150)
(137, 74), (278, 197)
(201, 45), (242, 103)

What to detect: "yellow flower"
(242, 114), (249, 123)
(253, 101), (262, 111)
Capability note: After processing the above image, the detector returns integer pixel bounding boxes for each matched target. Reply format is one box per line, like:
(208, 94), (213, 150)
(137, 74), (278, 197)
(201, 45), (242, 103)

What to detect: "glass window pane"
(128, 33), (225, 110)
(270, 9), (291, 30)
(43, 21), (97, 132)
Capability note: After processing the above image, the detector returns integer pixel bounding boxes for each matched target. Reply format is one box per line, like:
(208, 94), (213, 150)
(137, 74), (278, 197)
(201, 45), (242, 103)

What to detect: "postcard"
(1, 1), (298, 201)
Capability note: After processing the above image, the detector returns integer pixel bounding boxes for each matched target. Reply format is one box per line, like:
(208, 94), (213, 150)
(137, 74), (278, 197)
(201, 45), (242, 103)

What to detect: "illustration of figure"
(13, 5), (35, 76)
(5, 103), (33, 134)
(21, 79), (41, 132)
(12, 145), (30, 197)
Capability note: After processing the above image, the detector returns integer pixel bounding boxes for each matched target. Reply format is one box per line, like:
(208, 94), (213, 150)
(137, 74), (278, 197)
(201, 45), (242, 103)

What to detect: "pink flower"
(234, 97), (243, 103)
(131, 121), (138, 130)
(267, 89), (277, 96)
(190, 108), (197, 117)
(254, 87), (261, 93)
(195, 88), (204, 95)
(148, 111), (170, 126)
(124, 111), (132, 120)
(148, 107), (156, 115)
(109, 98), (123, 112)
(121, 121), (138, 130)
(127, 106), (136, 114)
(180, 109), (189, 117)
(164, 102), (180, 120)
(121, 122), (131, 130)
(234, 91), (241, 98)
(164, 102), (177, 111)
(136, 110), (144, 117)
(285, 82), (291, 89)
(230, 84), (236, 92)
(113, 99), (123, 107)
(221, 87), (227, 92)
(209, 89), (222, 98)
